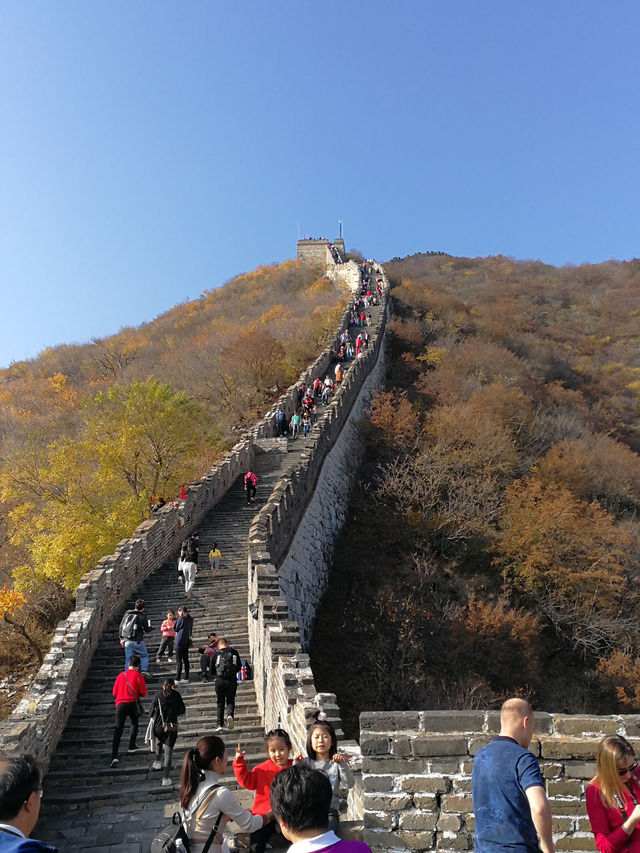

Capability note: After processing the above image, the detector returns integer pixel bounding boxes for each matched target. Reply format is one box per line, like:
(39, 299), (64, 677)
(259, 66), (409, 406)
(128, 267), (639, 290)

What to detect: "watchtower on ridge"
(297, 232), (346, 266)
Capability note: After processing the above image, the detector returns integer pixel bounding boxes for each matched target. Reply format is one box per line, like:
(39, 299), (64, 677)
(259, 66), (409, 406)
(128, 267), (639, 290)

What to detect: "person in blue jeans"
(120, 598), (153, 675)
(0, 753), (56, 852)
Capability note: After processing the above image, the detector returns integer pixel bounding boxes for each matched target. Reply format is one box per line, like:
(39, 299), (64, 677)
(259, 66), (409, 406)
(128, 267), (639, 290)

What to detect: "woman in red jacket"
(586, 735), (640, 853)
(233, 728), (294, 853)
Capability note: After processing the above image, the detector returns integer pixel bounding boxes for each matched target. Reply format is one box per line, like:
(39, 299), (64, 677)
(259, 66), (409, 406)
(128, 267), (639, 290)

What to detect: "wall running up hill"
(0, 260), (388, 787)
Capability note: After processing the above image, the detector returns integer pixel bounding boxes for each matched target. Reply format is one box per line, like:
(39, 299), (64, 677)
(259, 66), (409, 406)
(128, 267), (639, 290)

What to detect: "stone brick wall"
(297, 239), (334, 265)
(360, 710), (640, 852)
(327, 259), (361, 294)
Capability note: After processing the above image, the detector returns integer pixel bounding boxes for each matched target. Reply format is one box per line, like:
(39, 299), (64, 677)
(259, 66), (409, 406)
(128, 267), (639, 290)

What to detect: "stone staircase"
(34, 291), (383, 852)
(35, 448), (306, 852)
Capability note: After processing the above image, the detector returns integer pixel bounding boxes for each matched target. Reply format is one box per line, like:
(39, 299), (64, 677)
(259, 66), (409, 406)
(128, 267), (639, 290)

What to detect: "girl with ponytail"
(179, 736), (269, 853)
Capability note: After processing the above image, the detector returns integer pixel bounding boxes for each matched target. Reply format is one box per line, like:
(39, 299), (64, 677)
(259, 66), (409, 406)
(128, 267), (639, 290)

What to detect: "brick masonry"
(359, 710), (640, 852)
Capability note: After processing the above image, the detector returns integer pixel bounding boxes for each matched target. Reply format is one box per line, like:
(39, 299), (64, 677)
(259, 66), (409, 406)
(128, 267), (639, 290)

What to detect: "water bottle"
(175, 839), (185, 851)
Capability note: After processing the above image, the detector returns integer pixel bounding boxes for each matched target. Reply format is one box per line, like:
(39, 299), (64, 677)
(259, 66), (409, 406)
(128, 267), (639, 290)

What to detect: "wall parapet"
(360, 710), (635, 853)
(247, 261), (390, 818)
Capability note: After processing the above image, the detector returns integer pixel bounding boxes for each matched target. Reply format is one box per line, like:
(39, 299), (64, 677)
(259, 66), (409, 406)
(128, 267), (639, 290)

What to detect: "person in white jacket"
(179, 736), (271, 853)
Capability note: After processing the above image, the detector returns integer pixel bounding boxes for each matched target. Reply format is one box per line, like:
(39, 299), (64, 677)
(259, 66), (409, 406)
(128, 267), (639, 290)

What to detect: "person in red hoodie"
(110, 655), (147, 768)
(233, 728), (294, 853)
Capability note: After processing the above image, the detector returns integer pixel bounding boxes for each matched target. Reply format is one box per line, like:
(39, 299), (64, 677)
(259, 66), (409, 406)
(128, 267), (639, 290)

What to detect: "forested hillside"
(311, 253), (640, 734)
(0, 260), (346, 705)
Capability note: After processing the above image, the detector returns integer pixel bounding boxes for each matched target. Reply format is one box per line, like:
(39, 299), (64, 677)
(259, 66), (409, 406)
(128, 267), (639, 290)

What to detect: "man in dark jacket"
(211, 638), (242, 730)
(0, 753), (56, 852)
(120, 598), (153, 675)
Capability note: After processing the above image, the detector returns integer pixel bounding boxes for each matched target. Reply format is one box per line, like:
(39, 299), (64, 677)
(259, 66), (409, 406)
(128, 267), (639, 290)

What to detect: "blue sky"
(1, 1), (639, 368)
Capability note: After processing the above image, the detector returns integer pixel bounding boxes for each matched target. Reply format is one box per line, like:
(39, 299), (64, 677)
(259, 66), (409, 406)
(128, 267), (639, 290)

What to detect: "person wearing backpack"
(150, 678), (186, 788)
(120, 598), (152, 675)
(211, 638), (241, 731)
(174, 736), (267, 853)
(180, 532), (199, 597)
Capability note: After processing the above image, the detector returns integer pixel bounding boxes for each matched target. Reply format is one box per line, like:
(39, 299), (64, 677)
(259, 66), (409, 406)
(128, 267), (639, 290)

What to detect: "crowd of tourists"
(275, 271), (383, 441)
(0, 267), (388, 852)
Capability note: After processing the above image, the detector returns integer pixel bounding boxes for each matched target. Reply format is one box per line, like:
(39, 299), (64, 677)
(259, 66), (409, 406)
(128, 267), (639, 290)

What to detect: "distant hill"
(311, 252), (640, 729)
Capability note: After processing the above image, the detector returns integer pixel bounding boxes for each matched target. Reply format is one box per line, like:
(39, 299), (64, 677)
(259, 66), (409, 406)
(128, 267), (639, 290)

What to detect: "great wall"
(0, 240), (616, 852)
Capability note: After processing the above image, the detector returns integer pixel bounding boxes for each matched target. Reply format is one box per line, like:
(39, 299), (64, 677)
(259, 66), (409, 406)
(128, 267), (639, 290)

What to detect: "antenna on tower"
(338, 219), (343, 239)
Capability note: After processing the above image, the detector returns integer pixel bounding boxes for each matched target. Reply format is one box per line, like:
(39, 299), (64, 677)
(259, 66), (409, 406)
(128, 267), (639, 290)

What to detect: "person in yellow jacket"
(209, 542), (221, 577)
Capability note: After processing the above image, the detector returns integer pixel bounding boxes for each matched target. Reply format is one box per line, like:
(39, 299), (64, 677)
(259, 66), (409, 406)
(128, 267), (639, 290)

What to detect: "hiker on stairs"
(180, 532), (199, 597)
(211, 638), (242, 731)
(110, 655), (147, 768)
(175, 606), (194, 684)
(119, 598), (152, 675)
(150, 678), (185, 789)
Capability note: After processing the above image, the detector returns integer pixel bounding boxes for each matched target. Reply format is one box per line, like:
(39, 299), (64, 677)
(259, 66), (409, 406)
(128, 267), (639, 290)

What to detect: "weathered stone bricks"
(420, 711), (483, 733)
(364, 775), (395, 792)
(361, 712), (422, 732)
(553, 715), (619, 737)
(364, 812), (395, 830)
(440, 795), (474, 814)
(412, 794), (438, 811)
(539, 738), (599, 760)
(399, 813), (438, 831)
(364, 794), (413, 811)
(412, 736), (468, 757)
(436, 814), (462, 833)
(363, 756), (419, 774)
(400, 776), (450, 794)
(397, 831), (437, 850)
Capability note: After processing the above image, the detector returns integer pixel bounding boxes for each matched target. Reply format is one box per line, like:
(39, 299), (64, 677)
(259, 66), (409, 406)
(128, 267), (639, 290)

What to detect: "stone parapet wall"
(247, 261), (389, 819)
(359, 710), (640, 853)
(327, 259), (361, 293)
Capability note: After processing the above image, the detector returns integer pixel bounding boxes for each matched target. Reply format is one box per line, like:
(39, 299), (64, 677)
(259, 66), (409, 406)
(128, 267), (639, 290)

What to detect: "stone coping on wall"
(359, 710), (640, 853)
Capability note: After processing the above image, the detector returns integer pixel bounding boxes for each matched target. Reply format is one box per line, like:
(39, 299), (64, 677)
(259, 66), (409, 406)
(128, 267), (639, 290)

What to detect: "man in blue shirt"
(472, 698), (554, 853)
(0, 754), (56, 852)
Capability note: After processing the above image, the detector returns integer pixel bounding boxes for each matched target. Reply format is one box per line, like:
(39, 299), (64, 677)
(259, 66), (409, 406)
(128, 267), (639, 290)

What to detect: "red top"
(586, 774), (640, 853)
(179, 487), (188, 500)
(112, 670), (147, 706)
(233, 755), (293, 815)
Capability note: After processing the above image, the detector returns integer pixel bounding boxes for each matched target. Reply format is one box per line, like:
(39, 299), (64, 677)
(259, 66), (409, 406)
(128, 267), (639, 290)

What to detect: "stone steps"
(34, 294), (382, 850)
(34, 429), (328, 850)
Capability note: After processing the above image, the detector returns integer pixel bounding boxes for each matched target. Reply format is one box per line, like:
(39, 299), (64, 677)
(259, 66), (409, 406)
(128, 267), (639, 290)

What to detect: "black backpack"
(215, 648), (237, 679)
(182, 536), (197, 562)
(151, 784), (221, 853)
(119, 610), (138, 641)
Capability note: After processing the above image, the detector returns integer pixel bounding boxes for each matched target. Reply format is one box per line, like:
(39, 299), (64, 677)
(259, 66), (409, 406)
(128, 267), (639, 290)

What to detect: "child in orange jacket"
(233, 728), (294, 853)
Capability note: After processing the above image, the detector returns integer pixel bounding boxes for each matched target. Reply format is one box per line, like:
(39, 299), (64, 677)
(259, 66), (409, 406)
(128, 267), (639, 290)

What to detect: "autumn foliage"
(311, 253), (640, 730)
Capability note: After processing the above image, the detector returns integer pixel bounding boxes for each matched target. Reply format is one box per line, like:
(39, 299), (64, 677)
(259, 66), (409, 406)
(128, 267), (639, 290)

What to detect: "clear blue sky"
(2, 1), (639, 368)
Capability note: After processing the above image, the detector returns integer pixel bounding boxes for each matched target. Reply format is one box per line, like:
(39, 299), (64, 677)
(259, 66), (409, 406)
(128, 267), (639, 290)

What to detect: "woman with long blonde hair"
(586, 735), (640, 852)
